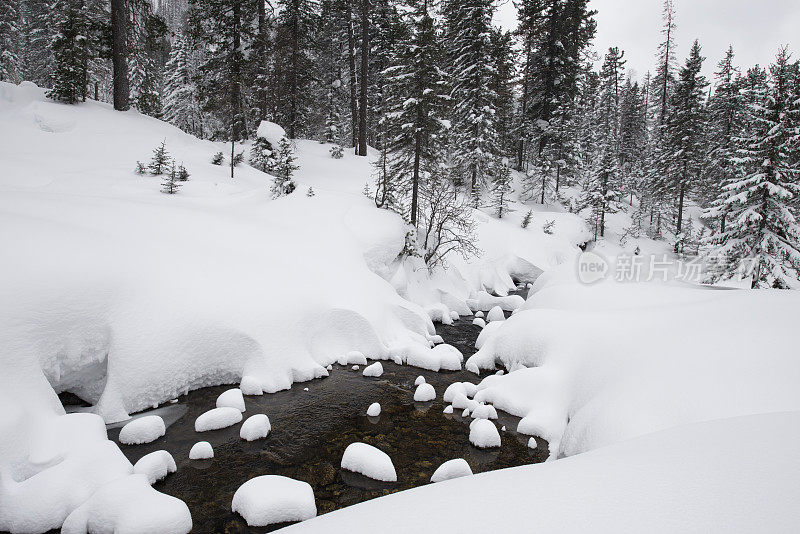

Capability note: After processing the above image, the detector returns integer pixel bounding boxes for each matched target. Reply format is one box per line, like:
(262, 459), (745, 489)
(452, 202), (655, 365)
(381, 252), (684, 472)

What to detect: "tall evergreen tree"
(705, 48), (800, 288)
(20, 0), (52, 86)
(163, 34), (203, 136)
(48, 0), (91, 103)
(0, 0), (22, 82)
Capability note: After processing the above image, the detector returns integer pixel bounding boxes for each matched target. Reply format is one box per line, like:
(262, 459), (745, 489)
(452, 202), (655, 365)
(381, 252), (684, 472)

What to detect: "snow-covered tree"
(270, 136), (299, 198)
(490, 157), (514, 218)
(48, 0), (90, 103)
(705, 48), (800, 288)
(20, 0), (52, 86)
(163, 34), (203, 136)
(0, 0), (22, 82)
(161, 162), (182, 194)
(149, 140), (171, 175)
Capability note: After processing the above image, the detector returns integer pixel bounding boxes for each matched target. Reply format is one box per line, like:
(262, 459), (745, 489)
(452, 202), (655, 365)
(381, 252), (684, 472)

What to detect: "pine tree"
(521, 209), (533, 228)
(0, 0), (22, 83)
(489, 28), (517, 159)
(444, 0), (498, 206)
(705, 48), (800, 288)
(163, 34), (204, 136)
(177, 163), (190, 181)
(249, 135), (277, 173)
(128, 0), (167, 116)
(48, 0), (90, 103)
(161, 162), (182, 194)
(20, 0), (53, 86)
(490, 157), (514, 218)
(664, 40), (708, 234)
(149, 140), (171, 175)
(703, 46), (743, 232)
(379, 0), (449, 226)
(271, 136), (299, 197)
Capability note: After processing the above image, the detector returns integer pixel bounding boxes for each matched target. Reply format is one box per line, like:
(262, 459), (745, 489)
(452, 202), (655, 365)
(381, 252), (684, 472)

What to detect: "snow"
(443, 382), (466, 403)
(390, 342), (463, 372)
(189, 441), (214, 460)
(240, 414), (271, 441)
(468, 291), (525, 312)
(472, 318), (486, 327)
(470, 403), (498, 420)
(216, 388), (246, 412)
(362, 362), (384, 377)
(231, 475), (316, 527)
(468, 280), (800, 457)
(281, 413), (800, 534)
(527, 437), (537, 449)
(367, 402), (381, 417)
(474, 311), (484, 318)
(240, 376), (263, 396)
(194, 407), (243, 432)
(341, 443), (397, 482)
(486, 306), (505, 322)
(255, 120), (287, 148)
(61, 474), (192, 534)
(133, 450), (177, 485)
(351, 365), (360, 370)
(118, 415), (166, 445)
(443, 405), (454, 414)
(468, 419), (501, 449)
(413, 383), (436, 402)
(338, 351), (368, 366)
(461, 408), (470, 417)
(430, 459), (473, 483)
(414, 375), (426, 386)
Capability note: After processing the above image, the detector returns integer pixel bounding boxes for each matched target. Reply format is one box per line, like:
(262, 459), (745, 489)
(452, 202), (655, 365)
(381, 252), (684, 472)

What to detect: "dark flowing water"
(88, 308), (546, 532)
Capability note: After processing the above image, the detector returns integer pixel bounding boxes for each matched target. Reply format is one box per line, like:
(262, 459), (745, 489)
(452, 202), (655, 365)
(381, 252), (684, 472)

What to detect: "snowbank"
(467, 280), (800, 456)
(341, 443), (397, 482)
(231, 475), (316, 527)
(281, 412), (800, 533)
(430, 459), (473, 483)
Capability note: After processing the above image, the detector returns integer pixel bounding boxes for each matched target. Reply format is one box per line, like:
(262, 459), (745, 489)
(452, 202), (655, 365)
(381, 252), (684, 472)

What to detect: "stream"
(64, 306), (547, 533)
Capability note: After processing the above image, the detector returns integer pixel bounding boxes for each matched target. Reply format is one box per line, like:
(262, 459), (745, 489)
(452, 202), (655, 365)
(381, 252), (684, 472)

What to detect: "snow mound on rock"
(414, 383), (436, 402)
(472, 318), (486, 327)
(189, 441), (213, 460)
(341, 443), (397, 482)
(367, 402), (381, 417)
(232, 475), (316, 527)
(119, 415), (166, 445)
(216, 388), (246, 412)
(362, 362), (383, 377)
(414, 375), (426, 386)
(469, 419), (501, 448)
(240, 414), (271, 441)
(430, 459), (473, 483)
(486, 306), (505, 322)
(240, 376), (263, 396)
(61, 474), (192, 534)
(470, 403), (498, 420)
(133, 450), (177, 485)
(195, 407), (243, 432)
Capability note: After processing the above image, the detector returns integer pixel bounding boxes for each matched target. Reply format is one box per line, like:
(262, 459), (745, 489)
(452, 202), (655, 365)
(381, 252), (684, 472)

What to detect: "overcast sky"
(494, 0), (800, 85)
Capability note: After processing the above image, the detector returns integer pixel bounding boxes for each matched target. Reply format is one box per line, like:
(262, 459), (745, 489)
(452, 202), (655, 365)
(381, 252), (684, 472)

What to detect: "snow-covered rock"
(486, 306), (505, 322)
(362, 362), (384, 377)
(472, 318), (486, 327)
(216, 388), (246, 412)
(195, 407), (243, 432)
(341, 443), (397, 482)
(470, 403), (498, 420)
(528, 437), (538, 449)
(189, 441), (214, 460)
(427, 334), (444, 345)
(231, 475), (316, 527)
(255, 120), (287, 148)
(443, 405), (454, 414)
(474, 311), (484, 318)
(240, 414), (271, 441)
(430, 459), (473, 483)
(462, 408), (471, 417)
(367, 402), (381, 417)
(475, 321), (503, 350)
(414, 375), (426, 386)
(338, 350), (368, 366)
(61, 474), (192, 534)
(470, 291), (526, 312)
(351, 365), (360, 370)
(391, 342), (462, 372)
(133, 450), (177, 485)
(119, 415), (166, 445)
(469, 419), (501, 448)
(240, 376), (263, 396)
(414, 383), (436, 402)
(462, 383), (478, 398)
(449, 310), (460, 321)
(451, 392), (470, 410)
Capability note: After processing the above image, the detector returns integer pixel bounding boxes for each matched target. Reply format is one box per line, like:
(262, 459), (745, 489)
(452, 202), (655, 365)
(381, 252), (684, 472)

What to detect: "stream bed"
(81, 311), (547, 532)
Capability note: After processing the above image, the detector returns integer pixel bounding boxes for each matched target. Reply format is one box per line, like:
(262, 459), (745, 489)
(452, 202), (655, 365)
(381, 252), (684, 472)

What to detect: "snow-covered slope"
(283, 411), (800, 533)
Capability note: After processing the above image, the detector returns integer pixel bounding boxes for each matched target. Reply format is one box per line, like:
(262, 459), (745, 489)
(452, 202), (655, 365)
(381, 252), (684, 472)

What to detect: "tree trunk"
(357, 0), (369, 156)
(288, 0), (299, 139)
(256, 0), (268, 121)
(111, 0), (129, 111)
(346, 4), (358, 149)
(411, 133), (421, 227)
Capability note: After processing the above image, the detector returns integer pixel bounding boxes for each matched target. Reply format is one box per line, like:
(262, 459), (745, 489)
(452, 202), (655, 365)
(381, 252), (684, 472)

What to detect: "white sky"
(494, 0), (800, 84)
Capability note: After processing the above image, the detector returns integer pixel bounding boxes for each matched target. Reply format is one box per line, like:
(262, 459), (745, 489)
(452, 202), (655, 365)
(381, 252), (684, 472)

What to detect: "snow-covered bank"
(283, 412), (800, 533)
(467, 277), (800, 456)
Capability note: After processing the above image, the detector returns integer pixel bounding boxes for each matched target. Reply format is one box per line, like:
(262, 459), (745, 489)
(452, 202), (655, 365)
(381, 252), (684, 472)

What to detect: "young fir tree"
(0, 0), (21, 83)
(490, 157), (514, 218)
(443, 0), (498, 206)
(161, 162), (182, 194)
(664, 40), (708, 234)
(149, 140), (171, 175)
(379, 0), (449, 227)
(703, 46), (743, 232)
(705, 48), (800, 289)
(521, 209), (533, 229)
(163, 35), (204, 136)
(270, 136), (299, 198)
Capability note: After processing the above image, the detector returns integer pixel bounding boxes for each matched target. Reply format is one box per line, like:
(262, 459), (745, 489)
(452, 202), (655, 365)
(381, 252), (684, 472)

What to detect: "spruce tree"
(163, 34), (203, 136)
(0, 0), (22, 83)
(705, 48), (800, 288)
(249, 135), (277, 173)
(161, 162), (182, 194)
(149, 140), (171, 175)
(490, 157), (514, 218)
(271, 137), (299, 197)
(48, 0), (90, 103)
(444, 0), (498, 206)
(664, 40), (708, 234)
(20, 0), (52, 86)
